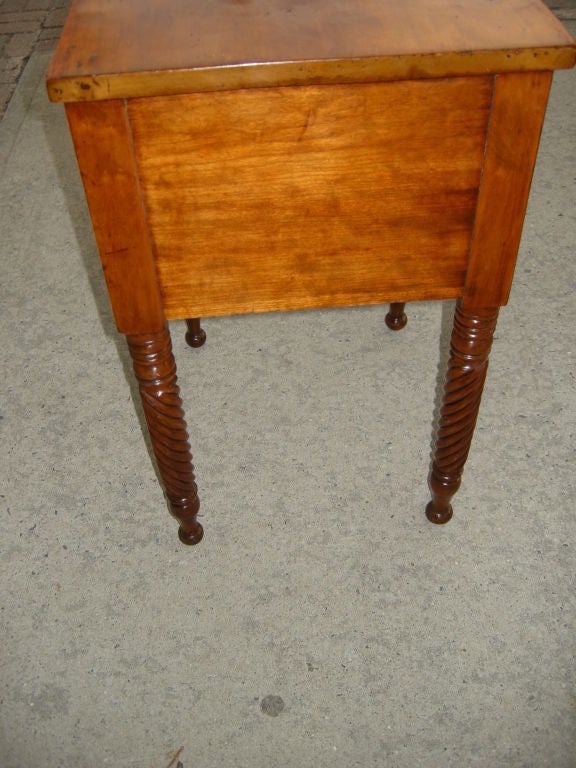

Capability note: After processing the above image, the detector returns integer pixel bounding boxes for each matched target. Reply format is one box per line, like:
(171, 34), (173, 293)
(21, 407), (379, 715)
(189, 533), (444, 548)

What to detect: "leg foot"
(178, 521), (204, 546)
(385, 302), (407, 331)
(426, 501), (453, 525)
(127, 324), (203, 545)
(427, 301), (499, 524)
(185, 318), (206, 348)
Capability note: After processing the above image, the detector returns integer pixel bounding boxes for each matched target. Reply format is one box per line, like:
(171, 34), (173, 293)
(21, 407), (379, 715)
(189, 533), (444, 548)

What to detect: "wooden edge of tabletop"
(46, 46), (576, 103)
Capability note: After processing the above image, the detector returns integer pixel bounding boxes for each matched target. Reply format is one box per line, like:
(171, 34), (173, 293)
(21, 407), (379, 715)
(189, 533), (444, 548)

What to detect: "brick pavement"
(0, 0), (70, 119)
(0, 0), (575, 122)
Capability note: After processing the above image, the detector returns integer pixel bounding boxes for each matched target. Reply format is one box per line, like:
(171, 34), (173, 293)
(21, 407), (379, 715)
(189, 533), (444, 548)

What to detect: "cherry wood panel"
(47, 0), (575, 102)
(65, 100), (164, 334)
(128, 78), (492, 319)
(463, 71), (553, 308)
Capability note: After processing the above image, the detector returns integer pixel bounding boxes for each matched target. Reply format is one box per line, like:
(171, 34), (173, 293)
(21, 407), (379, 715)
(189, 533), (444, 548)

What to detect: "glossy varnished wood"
(47, 0), (575, 102)
(385, 303), (408, 331)
(127, 325), (203, 545)
(427, 304), (499, 524)
(185, 318), (206, 349)
(129, 78), (491, 319)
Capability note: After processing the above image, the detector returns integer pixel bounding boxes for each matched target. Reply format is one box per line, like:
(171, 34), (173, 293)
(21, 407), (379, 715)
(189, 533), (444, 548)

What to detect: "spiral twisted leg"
(126, 325), (203, 545)
(426, 302), (499, 524)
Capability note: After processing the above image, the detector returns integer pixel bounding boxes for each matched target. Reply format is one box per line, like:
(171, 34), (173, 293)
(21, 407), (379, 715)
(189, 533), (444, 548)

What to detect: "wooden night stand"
(47, 0), (575, 545)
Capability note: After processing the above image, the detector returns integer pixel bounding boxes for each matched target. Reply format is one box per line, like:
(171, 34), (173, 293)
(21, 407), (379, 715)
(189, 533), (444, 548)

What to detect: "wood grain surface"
(47, 0), (575, 102)
(128, 78), (492, 319)
(463, 71), (553, 307)
(66, 100), (165, 334)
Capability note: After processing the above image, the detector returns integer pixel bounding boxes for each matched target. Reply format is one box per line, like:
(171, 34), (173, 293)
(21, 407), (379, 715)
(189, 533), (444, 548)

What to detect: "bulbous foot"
(178, 521), (204, 545)
(385, 303), (407, 331)
(425, 500), (453, 525)
(185, 318), (206, 348)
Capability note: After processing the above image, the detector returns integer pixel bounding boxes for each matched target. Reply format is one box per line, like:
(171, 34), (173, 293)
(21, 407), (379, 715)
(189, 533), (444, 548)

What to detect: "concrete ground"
(1, 8), (576, 768)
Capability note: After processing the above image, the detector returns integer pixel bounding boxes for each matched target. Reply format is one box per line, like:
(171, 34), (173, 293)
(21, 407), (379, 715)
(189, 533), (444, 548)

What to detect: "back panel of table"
(128, 77), (492, 318)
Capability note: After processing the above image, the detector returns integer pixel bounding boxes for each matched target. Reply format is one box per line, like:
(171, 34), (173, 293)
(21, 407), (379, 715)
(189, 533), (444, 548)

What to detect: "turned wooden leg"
(385, 302), (408, 330)
(426, 301), (499, 524)
(126, 324), (203, 545)
(185, 317), (206, 348)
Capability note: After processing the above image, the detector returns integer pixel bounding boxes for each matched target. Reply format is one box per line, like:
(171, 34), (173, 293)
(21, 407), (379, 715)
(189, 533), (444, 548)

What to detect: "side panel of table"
(127, 77), (493, 319)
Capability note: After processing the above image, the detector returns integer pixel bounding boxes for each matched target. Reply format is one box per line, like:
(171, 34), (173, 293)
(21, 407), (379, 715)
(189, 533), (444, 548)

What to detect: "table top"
(48, 0), (575, 102)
